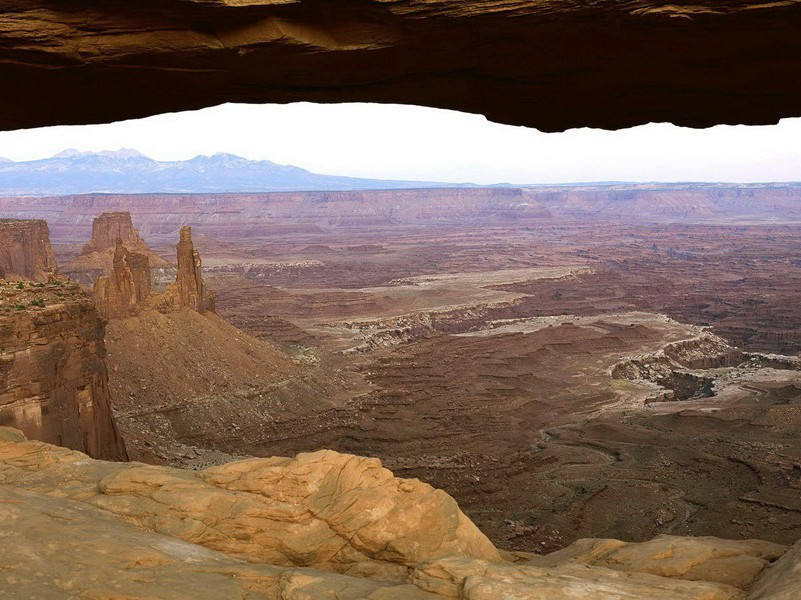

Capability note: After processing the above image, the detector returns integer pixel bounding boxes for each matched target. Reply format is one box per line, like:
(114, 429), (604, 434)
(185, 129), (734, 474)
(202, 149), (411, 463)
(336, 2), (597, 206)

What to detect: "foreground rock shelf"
(2, 1), (801, 132)
(1, 426), (798, 599)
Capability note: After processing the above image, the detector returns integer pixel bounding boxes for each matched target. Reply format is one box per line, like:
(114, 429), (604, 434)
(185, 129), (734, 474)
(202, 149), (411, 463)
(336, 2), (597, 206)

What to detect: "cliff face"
(0, 280), (127, 460)
(93, 239), (152, 319)
(0, 219), (57, 282)
(5, 185), (801, 246)
(158, 226), (214, 313)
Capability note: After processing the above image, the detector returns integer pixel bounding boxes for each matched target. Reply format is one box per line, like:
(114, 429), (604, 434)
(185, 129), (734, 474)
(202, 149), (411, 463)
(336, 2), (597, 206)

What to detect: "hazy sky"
(0, 103), (800, 184)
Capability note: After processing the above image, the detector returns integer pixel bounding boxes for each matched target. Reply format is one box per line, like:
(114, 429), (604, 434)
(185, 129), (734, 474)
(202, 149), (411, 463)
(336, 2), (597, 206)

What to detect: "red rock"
(0, 280), (128, 460)
(72, 211), (166, 273)
(93, 239), (152, 319)
(157, 226), (214, 313)
(0, 219), (57, 283)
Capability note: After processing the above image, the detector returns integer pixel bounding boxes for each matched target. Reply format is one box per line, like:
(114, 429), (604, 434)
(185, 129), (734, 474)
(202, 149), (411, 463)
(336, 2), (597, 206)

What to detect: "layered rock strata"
(0, 219), (57, 282)
(0, 283), (127, 460)
(1, 2), (801, 132)
(0, 427), (795, 599)
(72, 211), (166, 273)
(93, 239), (152, 319)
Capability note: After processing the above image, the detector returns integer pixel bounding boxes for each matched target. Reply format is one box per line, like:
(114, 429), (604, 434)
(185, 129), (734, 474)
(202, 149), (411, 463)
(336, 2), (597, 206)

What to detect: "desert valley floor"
(28, 198), (801, 556)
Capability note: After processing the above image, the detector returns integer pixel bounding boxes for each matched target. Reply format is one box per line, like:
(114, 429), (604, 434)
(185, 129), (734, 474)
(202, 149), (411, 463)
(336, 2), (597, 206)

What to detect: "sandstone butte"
(1, 425), (799, 599)
(95, 223), (214, 318)
(71, 211), (167, 273)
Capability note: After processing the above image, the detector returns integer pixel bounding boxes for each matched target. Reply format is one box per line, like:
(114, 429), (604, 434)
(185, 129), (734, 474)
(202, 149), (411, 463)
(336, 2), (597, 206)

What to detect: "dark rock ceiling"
(2, 0), (801, 131)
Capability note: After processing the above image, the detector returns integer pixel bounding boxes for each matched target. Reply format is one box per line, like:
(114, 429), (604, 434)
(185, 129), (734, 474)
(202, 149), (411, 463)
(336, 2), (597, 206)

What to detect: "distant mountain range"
(0, 149), (470, 195)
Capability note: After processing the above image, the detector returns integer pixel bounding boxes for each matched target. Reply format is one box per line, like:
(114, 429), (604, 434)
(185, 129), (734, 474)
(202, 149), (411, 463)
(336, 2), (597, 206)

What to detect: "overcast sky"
(0, 102), (800, 184)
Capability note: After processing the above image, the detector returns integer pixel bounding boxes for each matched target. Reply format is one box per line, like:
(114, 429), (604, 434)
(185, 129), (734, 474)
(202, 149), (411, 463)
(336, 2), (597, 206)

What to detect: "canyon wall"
(0, 280), (127, 460)
(0, 219), (57, 282)
(3, 185), (801, 244)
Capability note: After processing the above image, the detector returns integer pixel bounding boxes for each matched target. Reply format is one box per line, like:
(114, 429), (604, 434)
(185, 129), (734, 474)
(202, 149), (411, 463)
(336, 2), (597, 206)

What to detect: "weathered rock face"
(0, 219), (57, 282)
(158, 226), (214, 313)
(93, 239), (152, 319)
(1, 2), (801, 132)
(72, 211), (166, 273)
(0, 430), (500, 575)
(0, 283), (127, 461)
(526, 535), (786, 591)
(0, 427), (791, 599)
(83, 211), (148, 255)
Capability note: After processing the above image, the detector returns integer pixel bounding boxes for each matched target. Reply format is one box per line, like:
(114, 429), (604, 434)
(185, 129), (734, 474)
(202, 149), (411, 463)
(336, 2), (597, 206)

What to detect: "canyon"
(4, 194), (801, 597)
(3, 185), (801, 248)
(4, 2), (801, 595)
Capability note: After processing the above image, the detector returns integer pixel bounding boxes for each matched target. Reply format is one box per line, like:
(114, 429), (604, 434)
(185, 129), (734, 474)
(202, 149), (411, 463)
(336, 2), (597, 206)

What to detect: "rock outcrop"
(72, 211), (166, 273)
(1, 427), (792, 599)
(1, 2), (801, 132)
(158, 226), (214, 313)
(0, 282), (127, 460)
(0, 218), (57, 282)
(93, 239), (152, 318)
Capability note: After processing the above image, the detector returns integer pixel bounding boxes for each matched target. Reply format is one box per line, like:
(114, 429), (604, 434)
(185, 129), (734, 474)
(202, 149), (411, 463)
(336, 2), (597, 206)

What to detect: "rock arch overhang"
(2, 0), (801, 132)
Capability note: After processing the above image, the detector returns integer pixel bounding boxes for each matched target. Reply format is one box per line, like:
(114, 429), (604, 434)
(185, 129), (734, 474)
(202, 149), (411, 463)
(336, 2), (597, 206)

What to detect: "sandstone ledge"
(0, 427), (796, 599)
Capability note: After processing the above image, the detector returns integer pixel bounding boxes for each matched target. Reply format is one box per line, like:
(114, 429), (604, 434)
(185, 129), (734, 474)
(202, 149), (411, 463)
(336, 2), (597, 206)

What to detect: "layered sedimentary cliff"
(0, 219), (57, 282)
(72, 211), (166, 272)
(1, 1), (801, 132)
(93, 239), (152, 319)
(0, 281), (127, 460)
(1, 427), (797, 599)
(4, 185), (801, 246)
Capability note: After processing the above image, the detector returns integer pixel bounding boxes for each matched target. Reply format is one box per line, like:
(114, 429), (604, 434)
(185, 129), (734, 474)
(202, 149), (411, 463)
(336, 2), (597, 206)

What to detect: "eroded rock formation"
(0, 219), (57, 282)
(93, 239), (152, 319)
(2, 2), (801, 132)
(0, 283), (127, 460)
(0, 427), (795, 599)
(158, 226), (214, 313)
(72, 211), (165, 273)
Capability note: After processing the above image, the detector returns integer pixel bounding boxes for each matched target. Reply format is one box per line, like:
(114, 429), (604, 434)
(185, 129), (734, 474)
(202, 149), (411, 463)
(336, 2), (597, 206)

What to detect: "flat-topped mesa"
(93, 239), (152, 319)
(0, 219), (57, 283)
(72, 211), (166, 273)
(157, 226), (214, 313)
(83, 212), (150, 256)
(0, 280), (127, 461)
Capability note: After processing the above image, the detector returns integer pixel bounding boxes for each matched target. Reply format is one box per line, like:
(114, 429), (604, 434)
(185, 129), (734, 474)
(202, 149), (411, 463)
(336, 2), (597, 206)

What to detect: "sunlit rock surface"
(1, 427), (796, 599)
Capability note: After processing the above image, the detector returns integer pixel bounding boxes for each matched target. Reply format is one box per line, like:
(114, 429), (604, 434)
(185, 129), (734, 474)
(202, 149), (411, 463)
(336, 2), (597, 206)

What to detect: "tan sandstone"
(1, 427), (795, 599)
